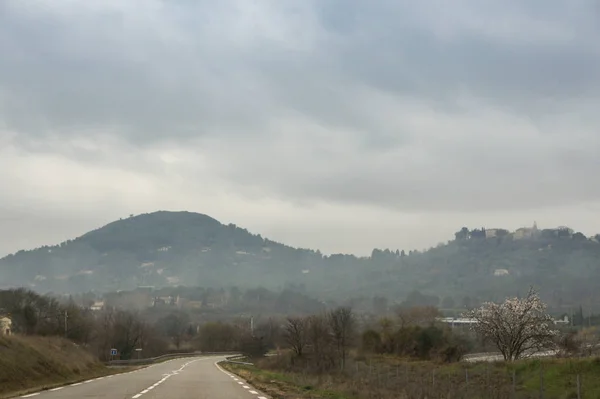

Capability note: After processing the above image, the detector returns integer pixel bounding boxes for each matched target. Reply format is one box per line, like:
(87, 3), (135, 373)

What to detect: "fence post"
(486, 363), (490, 395)
(539, 363), (544, 399)
(512, 369), (516, 399)
(577, 374), (581, 399)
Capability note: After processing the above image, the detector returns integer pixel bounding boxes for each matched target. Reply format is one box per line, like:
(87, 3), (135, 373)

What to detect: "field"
(222, 355), (600, 399)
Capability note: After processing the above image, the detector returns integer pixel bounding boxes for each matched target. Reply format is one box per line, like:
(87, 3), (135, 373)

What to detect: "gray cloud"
(1, 0), (600, 255)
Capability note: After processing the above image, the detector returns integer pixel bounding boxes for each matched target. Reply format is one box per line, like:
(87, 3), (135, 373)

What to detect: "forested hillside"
(1, 212), (599, 310)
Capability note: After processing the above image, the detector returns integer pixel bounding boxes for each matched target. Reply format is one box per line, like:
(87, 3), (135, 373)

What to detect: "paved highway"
(18, 356), (268, 399)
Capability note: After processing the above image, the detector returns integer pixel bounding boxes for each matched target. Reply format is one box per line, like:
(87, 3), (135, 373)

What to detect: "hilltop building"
(0, 315), (12, 335)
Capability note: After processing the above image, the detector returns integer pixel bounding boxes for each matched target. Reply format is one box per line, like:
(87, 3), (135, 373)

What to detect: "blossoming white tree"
(464, 287), (558, 361)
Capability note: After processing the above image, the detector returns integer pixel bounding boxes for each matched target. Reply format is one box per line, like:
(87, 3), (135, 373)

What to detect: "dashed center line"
(130, 359), (201, 399)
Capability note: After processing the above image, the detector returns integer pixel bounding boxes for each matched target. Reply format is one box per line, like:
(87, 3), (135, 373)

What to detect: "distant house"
(152, 296), (176, 308)
(554, 315), (570, 325)
(0, 316), (12, 336)
(493, 269), (509, 276)
(185, 300), (203, 310)
(513, 222), (539, 239)
(485, 229), (498, 238)
(436, 317), (478, 329)
(90, 301), (105, 311)
(542, 226), (574, 238)
(513, 228), (534, 239)
(485, 229), (509, 239)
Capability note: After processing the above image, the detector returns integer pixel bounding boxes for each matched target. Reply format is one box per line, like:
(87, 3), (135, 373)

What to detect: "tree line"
(0, 288), (170, 360)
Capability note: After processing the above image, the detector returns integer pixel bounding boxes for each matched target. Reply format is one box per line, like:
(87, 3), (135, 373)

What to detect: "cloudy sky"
(1, 0), (599, 257)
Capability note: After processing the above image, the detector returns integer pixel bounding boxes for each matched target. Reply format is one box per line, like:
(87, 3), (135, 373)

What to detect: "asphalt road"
(18, 356), (269, 399)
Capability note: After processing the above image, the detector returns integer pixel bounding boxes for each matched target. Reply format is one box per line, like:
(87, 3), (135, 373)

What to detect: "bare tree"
(306, 314), (332, 370)
(328, 307), (355, 369)
(283, 316), (307, 357)
(396, 306), (440, 328)
(464, 287), (557, 361)
(254, 318), (282, 350)
(159, 312), (190, 349)
(112, 310), (146, 360)
(196, 322), (239, 352)
(575, 327), (600, 357)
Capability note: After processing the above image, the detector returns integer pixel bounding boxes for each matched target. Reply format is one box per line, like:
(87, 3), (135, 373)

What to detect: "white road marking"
(70, 383), (81, 386)
(130, 358), (201, 398)
(21, 394), (40, 398)
(214, 360), (268, 398)
(49, 387), (63, 392)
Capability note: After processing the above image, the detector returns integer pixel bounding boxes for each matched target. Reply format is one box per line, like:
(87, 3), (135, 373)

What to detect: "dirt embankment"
(0, 335), (112, 397)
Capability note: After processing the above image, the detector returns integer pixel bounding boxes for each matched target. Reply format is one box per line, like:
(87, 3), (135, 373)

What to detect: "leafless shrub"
(283, 316), (308, 357)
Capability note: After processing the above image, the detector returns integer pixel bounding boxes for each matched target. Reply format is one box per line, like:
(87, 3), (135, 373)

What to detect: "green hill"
(0, 211), (323, 293)
(1, 212), (600, 310)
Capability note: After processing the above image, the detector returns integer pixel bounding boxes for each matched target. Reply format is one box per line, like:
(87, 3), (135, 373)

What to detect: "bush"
(361, 329), (381, 353)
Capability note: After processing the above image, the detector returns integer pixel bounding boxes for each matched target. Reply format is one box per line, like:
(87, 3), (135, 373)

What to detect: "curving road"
(18, 356), (268, 399)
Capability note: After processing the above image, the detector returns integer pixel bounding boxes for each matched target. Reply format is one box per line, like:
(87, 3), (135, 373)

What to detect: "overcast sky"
(1, 0), (599, 257)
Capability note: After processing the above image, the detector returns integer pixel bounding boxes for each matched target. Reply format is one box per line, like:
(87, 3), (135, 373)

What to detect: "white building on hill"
(0, 316), (12, 335)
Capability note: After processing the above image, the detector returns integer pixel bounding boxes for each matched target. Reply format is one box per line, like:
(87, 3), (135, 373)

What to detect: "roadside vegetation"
(219, 290), (600, 399)
(2, 285), (599, 398)
(0, 335), (121, 398)
(223, 357), (600, 399)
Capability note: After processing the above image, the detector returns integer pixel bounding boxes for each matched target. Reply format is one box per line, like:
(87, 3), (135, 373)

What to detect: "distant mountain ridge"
(1, 211), (600, 310)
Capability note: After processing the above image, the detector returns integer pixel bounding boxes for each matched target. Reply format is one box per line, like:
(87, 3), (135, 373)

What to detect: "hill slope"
(0, 211), (323, 293)
(1, 212), (600, 309)
(0, 335), (108, 396)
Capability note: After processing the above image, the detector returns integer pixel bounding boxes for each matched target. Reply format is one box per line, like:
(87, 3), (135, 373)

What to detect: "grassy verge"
(221, 361), (356, 399)
(0, 335), (136, 398)
(222, 355), (600, 399)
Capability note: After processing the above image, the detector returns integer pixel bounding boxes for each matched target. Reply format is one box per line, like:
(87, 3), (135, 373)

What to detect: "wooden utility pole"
(64, 310), (68, 337)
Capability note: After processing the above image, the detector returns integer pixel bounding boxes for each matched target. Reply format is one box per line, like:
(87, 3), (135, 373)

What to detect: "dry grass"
(222, 354), (600, 399)
(0, 335), (127, 398)
(222, 361), (355, 399)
